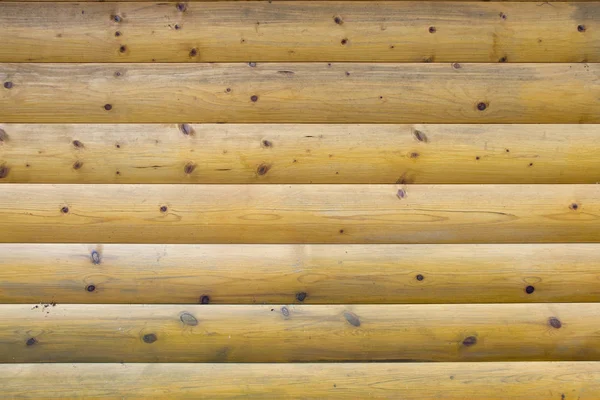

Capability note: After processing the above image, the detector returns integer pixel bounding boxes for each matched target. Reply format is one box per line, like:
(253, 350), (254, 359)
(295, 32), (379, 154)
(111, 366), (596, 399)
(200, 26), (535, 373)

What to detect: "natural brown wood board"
(3, 303), (598, 362)
(2, 124), (600, 184)
(1, 362), (599, 399)
(1, 63), (598, 123)
(0, 184), (597, 244)
(1, 244), (600, 304)
(0, 2), (597, 62)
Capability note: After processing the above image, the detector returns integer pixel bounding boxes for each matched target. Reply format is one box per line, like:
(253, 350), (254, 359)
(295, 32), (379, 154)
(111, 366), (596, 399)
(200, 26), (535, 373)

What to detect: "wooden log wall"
(1, 0), (599, 398)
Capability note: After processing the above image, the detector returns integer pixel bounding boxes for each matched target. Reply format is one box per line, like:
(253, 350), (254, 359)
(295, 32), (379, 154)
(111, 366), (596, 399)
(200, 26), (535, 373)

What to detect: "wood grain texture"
(2, 303), (599, 362)
(1, 2), (597, 63)
(2, 244), (600, 304)
(2, 124), (600, 184)
(1, 184), (598, 244)
(1, 63), (598, 123)
(1, 362), (598, 399)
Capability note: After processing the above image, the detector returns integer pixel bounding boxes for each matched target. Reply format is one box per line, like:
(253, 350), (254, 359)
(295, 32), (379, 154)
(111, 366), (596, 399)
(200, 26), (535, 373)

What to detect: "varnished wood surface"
(0, 184), (598, 243)
(0, 2), (597, 62)
(1, 362), (598, 399)
(3, 303), (598, 362)
(1, 244), (599, 304)
(2, 124), (600, 183)
(1, 63), (598, 123)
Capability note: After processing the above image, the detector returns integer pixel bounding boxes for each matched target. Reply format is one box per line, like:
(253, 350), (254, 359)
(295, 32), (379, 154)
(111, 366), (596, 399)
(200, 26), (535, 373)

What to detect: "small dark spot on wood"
(115, 31), (121, 37)
(61, 206), (69, 214)
(569, 203), (579, 211)
(293, 159), (297, 163)
(200, 295), (210, 304)
(26, 338), (37, 346)
(529, 163), (533, 167)
(176, 2), (186, 12)
(174, 24), (181, 30)
(112, 15), (121, 23)
(548, 317), (562, 329)
(119, 45), (127, 53)
(86, 284), (96, 292)
(4, 81), (13, 89)
(397, 189), (406, 199)
(429, 26), (436, 33)
(114, 71), (122, 77)
(345, 71), (350, 76)
(561, 394), (565, 400)
(277, 70), (295, 76)
(334, 16), (343, 25)
(262, 139), (272, 148)
(450, 375), (454, 380)
(257, 164), (270, 176)
(389, 45), (395, 49)
(248, 62), (256, 67)
(281, 306), (290, 317)
(72, 140), (84, 149)
(344, 311), (360, 327)
(525, 285), (535, 294)
(339, 229), (344, 234)
(26, 164), (30, 168)
(251, 95), (259, 102)
(91, 250), (101, 265)
(160, 205), (168, 213)
(104, 104), (112, 111)
(499, 56), (507, 63)
(577, 25), (586, 32)
(0, 128), (8, 142)
(416, 274), (424, 281)
(0, 166), (9, 179)
(477, 102), (488, 111)
(189, 48), (198, 57)
(184, 162), (196, 174)
(379, 96), (383, 99)
(115, 143), (121, 149)
(341, 38), (348, 45)
(413, 130), (428, 142)
(499, 12), (507, 19)
(116, 170), (121, 175)
(296, 292), (307, 302)
(452, 63), (461, 69)
(143, 333), (157, 343)
(179, 123), (194, 136)
(476, 156), (480, 160)
(462, 336), (477, 346)
(73, 161), (83, 170)
(334, 384), (337, 388)
(410, 152), (419, 159)
(180, 312), (198, 326)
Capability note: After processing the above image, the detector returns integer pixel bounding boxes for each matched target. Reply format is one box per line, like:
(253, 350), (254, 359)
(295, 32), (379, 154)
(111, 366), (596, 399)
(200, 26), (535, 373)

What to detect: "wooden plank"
(1, 362), (599, 399)
(2, 124), (600, 184)
(1, 63), (598, 123)
(1, 2), (597, 63)
(2, 303), (599, 362)
(0, 184), (597, 243)
(0, 184), (598, 244)
(2, 244), (600, 304)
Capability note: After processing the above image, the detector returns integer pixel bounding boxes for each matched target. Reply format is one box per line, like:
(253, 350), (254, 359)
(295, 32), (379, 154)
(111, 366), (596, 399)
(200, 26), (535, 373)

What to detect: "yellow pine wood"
(1, 63), (598, 123)
(0, 184), (598, 244)
(2, 303), (599, 362)
(1, 244), (600, 304)
(0, 2), (597, 62)
(2, 124), (600, 184)
(1, 362), (599, 399)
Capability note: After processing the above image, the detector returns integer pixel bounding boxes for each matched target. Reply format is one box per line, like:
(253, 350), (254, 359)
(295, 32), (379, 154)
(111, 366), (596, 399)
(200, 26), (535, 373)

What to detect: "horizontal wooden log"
(1, 63), (598, 123)
(2, 244), (600, 304)
(2, 303), (600, 362)
(1, 362), (599, 399)
(0, 184), (598, 244)
(2, 124), (600, 184)
(1, 2), (597, 63)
